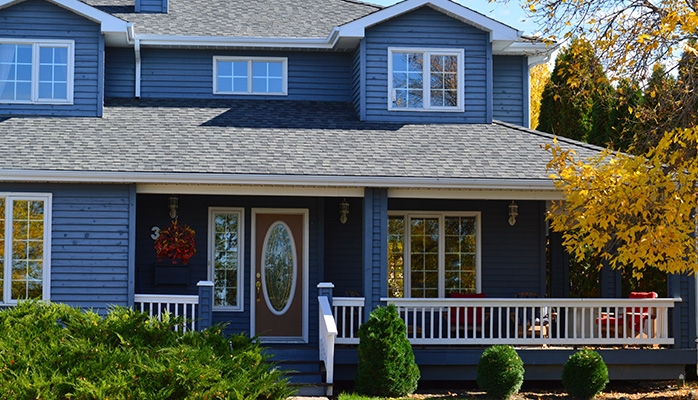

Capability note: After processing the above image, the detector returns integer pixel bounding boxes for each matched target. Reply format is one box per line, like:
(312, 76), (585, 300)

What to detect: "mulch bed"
(406, 381), (698, 400)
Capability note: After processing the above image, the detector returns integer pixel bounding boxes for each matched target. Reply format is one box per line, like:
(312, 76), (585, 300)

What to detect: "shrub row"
(0, 301), (294, 399)
(477, 345), (609, 400)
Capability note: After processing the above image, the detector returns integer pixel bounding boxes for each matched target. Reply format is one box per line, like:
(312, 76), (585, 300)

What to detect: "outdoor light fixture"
(339, 198), (349, 224)
(169, 195), (179, 219)
(508, 200), (518, 226)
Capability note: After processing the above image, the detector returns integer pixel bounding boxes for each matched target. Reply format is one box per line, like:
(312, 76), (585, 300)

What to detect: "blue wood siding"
(133, 49), (353, 101)
(324, 197), (363, 296)
(668, 273), (695, 350)
(386, 199), (547, 297)
(0, 183), (132, 310)
(351, 45), (363, 117)
(135, 0), (167, 13)
(105, 47), (136, 98)
(493, 55), (526, 126)
(363, 6), (490, 123)
(136, 194), (321, 342)
(362, 189), (388, 320)
(0, 0), (102, 116)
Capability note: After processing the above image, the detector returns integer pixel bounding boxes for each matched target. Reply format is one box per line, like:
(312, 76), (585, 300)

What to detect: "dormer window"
(0, 40), (74, 104)
(388, 48), (464, 112)
(213, 56), (287, 96)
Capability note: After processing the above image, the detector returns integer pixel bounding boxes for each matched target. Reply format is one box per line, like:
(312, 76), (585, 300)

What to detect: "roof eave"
(0, 169), (557, 191)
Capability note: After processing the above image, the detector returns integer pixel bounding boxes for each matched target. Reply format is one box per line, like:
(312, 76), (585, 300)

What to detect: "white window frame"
(0, 193), (52, 304)
(207, 207), (245, 311)
(213, 56), (288, 96)
(387, 47), (464, 112)
(388, 211), (481, 298)
(0, 39), (75, 104)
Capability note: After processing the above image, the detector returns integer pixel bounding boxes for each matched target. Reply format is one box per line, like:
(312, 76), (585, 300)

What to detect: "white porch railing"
(133, 294), (199, 332)
(318, 296), (337, 396)
(333, 297), (364, 344)
(332, 297), (680, 346)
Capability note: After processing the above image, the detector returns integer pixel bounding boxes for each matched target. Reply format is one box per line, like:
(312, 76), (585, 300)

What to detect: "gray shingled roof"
(83, 0), (381, 37)
(0, 99), (601, 184)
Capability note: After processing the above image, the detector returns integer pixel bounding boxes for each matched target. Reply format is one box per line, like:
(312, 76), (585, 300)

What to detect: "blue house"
(0, 0), (695, 394)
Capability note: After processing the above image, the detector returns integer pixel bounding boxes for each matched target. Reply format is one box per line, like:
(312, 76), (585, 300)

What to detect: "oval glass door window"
(261, 221), (297, 315)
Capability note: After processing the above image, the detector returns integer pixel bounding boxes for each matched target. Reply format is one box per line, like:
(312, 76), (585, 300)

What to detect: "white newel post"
(317, 282), (337, 396)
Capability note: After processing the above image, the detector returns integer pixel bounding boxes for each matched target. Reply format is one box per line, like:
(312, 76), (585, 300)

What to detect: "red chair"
(596, 291), (658, 337)
(449, 292), (486, 334)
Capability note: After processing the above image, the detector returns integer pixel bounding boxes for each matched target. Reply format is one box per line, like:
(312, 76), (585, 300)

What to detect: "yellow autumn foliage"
(545, 127), (698, 277)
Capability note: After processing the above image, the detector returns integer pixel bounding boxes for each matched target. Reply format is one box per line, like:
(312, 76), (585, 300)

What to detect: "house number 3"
(151, 226), (160, 240)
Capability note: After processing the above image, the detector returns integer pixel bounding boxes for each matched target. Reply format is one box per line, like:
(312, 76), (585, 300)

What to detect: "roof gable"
(339, 0), (521, 42)
(0, 0), (130, 43)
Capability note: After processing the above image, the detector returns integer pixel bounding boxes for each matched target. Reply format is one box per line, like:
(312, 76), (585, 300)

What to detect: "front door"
(251, 209), (308, 343)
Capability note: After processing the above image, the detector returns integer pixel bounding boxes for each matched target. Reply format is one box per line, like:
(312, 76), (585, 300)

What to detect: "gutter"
(134, 29), (341, 50)
(0, 169), (557, 191)
(134, 38), (141, 98)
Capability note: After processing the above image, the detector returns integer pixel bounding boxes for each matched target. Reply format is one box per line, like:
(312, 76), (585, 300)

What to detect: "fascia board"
(0, 169), (556, 191)
(338, 0), (521, 42)
(0, 0), (129, 34)
(136, 32), (339, 49)
(494, 41), (552, 56)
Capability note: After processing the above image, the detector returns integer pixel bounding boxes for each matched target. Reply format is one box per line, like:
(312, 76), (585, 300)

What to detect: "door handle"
(256, 273), (261, 302)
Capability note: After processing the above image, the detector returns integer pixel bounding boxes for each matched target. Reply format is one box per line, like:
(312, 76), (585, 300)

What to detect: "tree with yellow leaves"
(529, 63), (549, 129)
(546, 126), (698, 276)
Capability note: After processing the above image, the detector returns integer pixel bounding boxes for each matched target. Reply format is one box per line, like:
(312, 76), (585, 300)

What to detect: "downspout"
(134, 38), (141, 98)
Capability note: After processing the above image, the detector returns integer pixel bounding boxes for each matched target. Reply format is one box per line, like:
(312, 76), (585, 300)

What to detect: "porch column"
(362, 188), (388, 322)
(548, 231), (569, 298)
(197, 281), (214, 331)
(599, 262), (621, 297)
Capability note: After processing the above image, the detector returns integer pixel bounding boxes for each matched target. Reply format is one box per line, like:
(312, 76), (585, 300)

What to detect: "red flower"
(154, 220), (197, 264)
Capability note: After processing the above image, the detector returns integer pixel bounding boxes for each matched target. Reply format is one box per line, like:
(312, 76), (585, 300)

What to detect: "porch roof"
(0, 99), (602, 187)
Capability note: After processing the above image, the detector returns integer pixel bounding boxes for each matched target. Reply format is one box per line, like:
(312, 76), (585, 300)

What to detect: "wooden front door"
(252, 209), (308, 343)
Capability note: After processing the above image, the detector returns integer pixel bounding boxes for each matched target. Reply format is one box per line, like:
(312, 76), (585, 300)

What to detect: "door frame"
(250, 208), (309, 343)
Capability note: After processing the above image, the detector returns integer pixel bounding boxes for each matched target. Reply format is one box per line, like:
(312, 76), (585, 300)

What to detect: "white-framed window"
(388, 47), (464, 111)
(387, 212), (480, 298)
(208, 208), (244, 311)
(0, 39), (74, 104)
(0, 193), (52, 303)
(213, 56), (287, 95)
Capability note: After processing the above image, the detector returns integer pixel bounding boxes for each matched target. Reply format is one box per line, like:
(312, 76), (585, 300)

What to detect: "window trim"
(387, 47), (464, 112)
(207, 207), (245, 311)
(388, 211), (481, 298)
(0, 192), (52, 304)
(0, 39), (75, 105)
(213, 56), (288, 96)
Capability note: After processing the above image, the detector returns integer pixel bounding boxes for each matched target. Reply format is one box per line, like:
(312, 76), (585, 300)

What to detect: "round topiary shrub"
(562, 349), (609, 399)
(476, 345), (525, 400)
(354, 304), (420, 397)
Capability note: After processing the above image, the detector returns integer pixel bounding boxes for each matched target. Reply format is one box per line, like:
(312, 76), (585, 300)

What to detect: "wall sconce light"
(169, 195), (178, 219)
(339, 198), (349, 224)
(508, 200), (518, 226)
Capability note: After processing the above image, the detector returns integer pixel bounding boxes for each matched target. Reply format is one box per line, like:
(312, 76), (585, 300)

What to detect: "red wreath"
(154, 220), (197, 264)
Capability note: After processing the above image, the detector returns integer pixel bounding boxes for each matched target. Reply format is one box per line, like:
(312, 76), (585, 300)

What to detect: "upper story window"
(388, 48), (464, 112)
(213, 56), (287, 95)
(0, 193), (52, 303)
(0, 40), (74, 104)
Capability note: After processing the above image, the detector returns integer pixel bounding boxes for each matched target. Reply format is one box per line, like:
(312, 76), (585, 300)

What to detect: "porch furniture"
(595, 291), (658, 338)
(513, 292), (545, 338)
(449, 292), (487, 336)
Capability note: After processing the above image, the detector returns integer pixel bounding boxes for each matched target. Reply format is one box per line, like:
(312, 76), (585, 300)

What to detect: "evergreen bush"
(562, 349), (609, 399)
(476, 345), (525, 400)
(0, 301), (294, 399)
(354, 304), (420, 397)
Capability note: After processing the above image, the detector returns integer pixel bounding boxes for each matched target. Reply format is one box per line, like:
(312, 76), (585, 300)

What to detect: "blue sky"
(363, 0), (542, 36)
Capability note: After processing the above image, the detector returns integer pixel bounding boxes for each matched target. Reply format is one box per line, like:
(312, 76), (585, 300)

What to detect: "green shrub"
(562, 349), (609, 399)
(354, 304), (420, 397)
(0, 301), (294, 399)
(476, 345), (525, 400)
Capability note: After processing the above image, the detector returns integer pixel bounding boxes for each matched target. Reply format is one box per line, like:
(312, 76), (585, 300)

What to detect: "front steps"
(265, 346), (332, 396)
